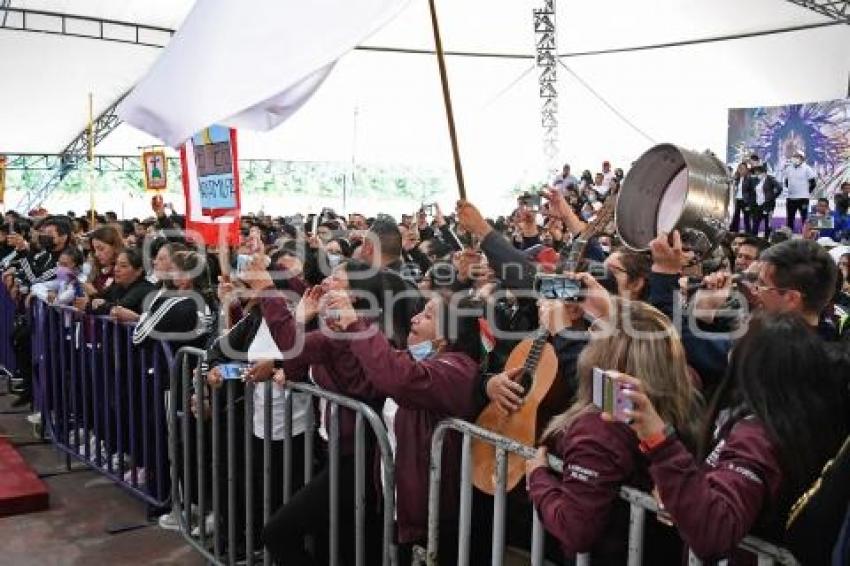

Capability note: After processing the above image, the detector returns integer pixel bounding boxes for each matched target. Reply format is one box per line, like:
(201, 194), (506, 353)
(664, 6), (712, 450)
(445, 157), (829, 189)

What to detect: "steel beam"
(785, 0), (850, 23)
(0, 7), (173, 48)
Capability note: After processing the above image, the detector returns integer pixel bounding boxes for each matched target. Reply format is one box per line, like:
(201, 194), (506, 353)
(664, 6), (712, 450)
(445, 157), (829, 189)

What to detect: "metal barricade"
(0, 282), (17, 381)
(31, 299), (174, 508)
(170, 346), (398, 566)
(419, 418), (800, 566)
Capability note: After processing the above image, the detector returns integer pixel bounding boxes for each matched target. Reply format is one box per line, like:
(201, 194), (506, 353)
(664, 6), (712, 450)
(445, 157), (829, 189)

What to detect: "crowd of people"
(730, 151), (850, 243)
(1, 157), (849, 565)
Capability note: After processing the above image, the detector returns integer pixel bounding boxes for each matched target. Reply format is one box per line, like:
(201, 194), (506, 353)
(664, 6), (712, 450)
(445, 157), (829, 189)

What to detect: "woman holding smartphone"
(612, 312), (848, 563)
(524, 298), (700, 564)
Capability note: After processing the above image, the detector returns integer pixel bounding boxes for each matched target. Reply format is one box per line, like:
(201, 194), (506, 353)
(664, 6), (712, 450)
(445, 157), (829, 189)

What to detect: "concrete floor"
(0, 393), (205, 566)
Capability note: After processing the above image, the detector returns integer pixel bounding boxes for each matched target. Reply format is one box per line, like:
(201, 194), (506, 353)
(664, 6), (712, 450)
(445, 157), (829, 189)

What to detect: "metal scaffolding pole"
(534, 0), (558, 170)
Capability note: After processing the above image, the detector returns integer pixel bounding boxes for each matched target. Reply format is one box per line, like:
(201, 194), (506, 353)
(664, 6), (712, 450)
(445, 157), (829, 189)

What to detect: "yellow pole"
(88, 93), (95, 226)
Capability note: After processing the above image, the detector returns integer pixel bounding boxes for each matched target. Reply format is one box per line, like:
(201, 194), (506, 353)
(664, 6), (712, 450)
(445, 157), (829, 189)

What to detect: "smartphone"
(421, 203), (437, 216)
(534, 274), (583, 301)
(592, 367), (634, 422)
(219, 362), (248, 381)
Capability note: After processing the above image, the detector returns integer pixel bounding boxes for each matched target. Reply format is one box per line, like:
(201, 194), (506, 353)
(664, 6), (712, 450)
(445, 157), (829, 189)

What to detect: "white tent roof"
(2, 0), (849, 213)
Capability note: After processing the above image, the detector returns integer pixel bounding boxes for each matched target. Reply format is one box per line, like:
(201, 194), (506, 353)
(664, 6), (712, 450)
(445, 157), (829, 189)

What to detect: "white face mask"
(326, 253), (342, 268)
(408, 340), (434, 361)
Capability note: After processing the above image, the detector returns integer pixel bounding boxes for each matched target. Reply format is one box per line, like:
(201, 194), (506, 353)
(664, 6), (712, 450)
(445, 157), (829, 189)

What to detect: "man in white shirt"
(552, 163), (579, 193)
(781, 150), (817, 232)
(593, 172), (609, 198)
(601, 160), (615, 185)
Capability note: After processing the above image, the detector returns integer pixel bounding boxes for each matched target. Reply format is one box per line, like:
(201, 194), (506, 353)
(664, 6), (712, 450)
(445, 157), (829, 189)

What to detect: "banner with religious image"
(142, 149), (168, 191)
(180, 125), (241, 245)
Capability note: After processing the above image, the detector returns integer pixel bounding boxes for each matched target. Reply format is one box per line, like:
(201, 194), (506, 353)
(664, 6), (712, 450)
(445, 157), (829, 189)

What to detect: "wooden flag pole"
(427, 0), (466, 201)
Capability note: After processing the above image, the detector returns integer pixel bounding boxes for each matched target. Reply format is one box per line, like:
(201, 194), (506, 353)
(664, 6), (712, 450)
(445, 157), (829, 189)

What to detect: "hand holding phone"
(592, 368), (634, 423)
(219, 362), (248, 381)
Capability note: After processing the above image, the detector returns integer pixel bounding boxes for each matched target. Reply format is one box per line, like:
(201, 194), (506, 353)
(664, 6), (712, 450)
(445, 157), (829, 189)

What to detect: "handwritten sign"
(191, 126), (239, 216)
(179, 125), (241, 246)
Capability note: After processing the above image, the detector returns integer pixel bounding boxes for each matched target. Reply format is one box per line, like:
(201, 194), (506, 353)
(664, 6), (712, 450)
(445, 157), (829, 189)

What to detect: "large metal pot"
(616, 144), (730, 255)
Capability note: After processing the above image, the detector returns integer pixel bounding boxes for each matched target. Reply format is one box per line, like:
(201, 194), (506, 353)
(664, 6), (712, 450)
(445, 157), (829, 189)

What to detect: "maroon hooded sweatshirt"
(528, 408), (682, 563)
(647, 417), (784, 563)
(259, 294), (385, 453)
(344, 320), (481, 544)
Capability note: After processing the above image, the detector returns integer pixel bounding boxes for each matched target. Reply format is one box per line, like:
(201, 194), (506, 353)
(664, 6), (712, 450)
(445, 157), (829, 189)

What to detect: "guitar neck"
(521, 328), (550, 376)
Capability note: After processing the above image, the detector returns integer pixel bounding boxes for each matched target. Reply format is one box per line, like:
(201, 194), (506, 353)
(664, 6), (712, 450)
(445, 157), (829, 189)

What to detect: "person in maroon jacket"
(613, 312), (848, 563)
(240, 256), (389, 565)
(323, 291), (486, 565)
(525, 298), (701, 564)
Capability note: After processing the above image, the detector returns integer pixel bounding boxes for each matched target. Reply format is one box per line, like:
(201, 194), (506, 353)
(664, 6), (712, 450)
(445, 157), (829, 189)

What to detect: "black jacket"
(743, 175), (782, 210)
(92, 276), (156, 315)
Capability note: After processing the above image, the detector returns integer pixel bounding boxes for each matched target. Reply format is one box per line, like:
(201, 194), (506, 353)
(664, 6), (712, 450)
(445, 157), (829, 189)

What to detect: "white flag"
(118, 0), (411, 147)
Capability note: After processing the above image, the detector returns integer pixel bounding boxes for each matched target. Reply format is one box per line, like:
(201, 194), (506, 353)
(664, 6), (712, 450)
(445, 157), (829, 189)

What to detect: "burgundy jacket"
(259, 294), (385, 453)
(345, 320), (481, 544)
(648, 417), (784, 562)
(528, 408), (682, 563)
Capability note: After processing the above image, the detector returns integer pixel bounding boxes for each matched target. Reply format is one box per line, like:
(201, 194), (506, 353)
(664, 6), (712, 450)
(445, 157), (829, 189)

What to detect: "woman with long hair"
(524, 298), (700, 564)
(616, 312), (848, 562)
(85, 225), (124, 296)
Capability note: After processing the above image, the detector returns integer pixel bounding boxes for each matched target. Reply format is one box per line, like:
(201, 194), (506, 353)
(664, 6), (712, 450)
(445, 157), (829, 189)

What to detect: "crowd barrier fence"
(416, 418), (800, 566)
(0, 283), (18, 383)
(30, 299), (174, 508)
(169, 346), (398, 566)
(6, 295), (803, 565)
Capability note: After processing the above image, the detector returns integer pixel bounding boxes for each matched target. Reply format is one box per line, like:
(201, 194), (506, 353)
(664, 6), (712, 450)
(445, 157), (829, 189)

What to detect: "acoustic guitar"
(472, 197), (617, 495)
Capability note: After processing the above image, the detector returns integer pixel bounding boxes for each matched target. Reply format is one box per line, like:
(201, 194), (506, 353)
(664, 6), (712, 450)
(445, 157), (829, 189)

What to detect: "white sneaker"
(190, 512), (216, 538)
(158, 505), (199, 532)
(158, 511), (181, 531)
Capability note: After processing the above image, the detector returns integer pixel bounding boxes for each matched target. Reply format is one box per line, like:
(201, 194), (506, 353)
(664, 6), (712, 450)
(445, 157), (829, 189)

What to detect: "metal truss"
(14, 93), (129, 212)
(4, 154), (180, 173)
(785, 0), (850, 23)
(534, 0), (558, 168)
(0, 7), (173, 48)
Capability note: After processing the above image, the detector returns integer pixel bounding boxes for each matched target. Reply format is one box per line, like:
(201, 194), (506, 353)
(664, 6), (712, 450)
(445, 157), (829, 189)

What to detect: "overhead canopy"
(2, 0), (849, 214)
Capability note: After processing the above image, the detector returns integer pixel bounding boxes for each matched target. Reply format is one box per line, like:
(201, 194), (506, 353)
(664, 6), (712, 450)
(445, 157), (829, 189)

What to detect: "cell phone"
(421, 203), (437, 216)
(808, 215), (834, 230)
(534, 274), (583, 301)
(219, 362), (248, 381)
(592, 367), (634, 422)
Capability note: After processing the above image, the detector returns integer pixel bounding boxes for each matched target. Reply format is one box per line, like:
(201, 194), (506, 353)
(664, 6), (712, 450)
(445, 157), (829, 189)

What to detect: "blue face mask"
(408, 340), (434, 361)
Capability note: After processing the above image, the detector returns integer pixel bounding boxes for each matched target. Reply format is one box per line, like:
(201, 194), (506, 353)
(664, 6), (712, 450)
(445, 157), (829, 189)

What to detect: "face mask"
(793, 158), (803, 166)
(38, 235), (54, 250)
(326, 253), (342, 268)
(587, 194), (597, 203)
(408, 340), (434, 362)
(56, 266), (74, 281)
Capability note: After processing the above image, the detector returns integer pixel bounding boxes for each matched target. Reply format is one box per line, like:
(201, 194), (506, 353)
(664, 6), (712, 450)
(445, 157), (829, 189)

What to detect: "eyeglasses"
(752, 282), (792, 295)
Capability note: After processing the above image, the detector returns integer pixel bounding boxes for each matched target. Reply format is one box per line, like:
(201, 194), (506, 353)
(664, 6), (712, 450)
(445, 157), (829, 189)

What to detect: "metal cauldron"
(616, 144), (730, 255)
